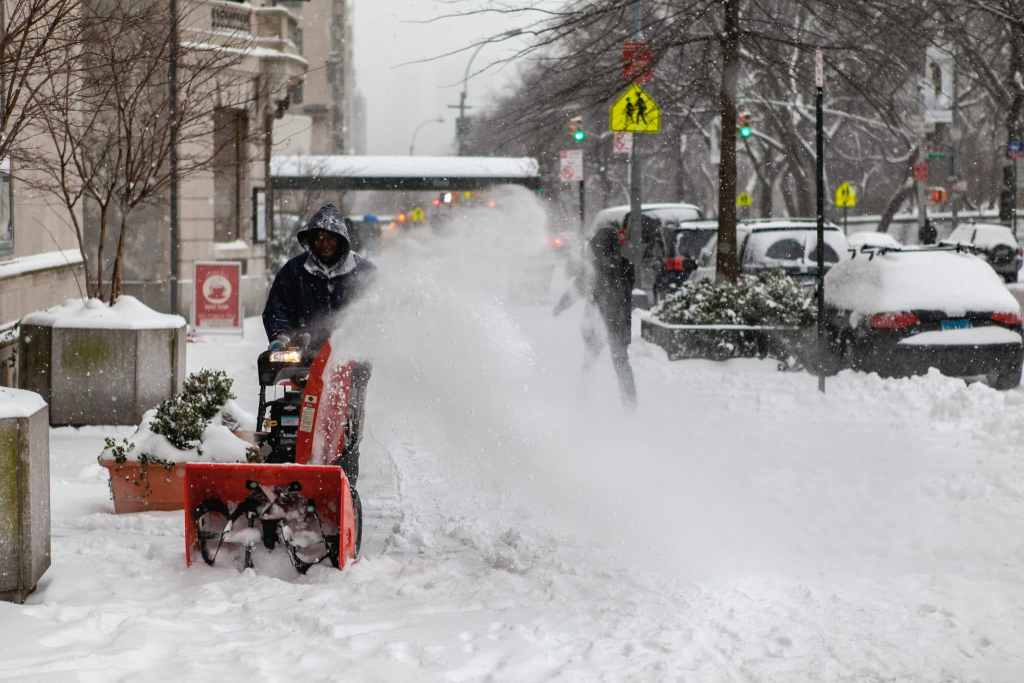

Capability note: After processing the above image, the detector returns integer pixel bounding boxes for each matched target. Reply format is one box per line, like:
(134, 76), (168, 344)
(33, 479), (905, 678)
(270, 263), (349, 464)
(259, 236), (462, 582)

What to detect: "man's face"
(310, 230), (344, 263)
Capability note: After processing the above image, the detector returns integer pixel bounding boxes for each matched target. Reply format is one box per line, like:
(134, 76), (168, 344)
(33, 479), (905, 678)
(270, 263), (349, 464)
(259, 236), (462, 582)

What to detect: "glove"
(268, 334), (290, 351)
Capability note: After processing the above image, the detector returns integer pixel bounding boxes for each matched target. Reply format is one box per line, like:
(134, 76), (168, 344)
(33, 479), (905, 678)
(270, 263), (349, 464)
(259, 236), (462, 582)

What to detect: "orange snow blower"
(184, 340), (371, 573)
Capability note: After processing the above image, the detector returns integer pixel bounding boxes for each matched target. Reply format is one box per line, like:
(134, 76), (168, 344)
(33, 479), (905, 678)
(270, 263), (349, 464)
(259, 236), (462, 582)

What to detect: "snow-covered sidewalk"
(3, 198), (1024, 681)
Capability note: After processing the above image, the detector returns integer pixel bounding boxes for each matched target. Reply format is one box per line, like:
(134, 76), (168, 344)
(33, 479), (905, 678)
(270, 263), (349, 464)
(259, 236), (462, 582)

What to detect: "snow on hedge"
(825, 250), (1020, 315)
(0, 387), (46, 418)
(21, 295), (185, 329)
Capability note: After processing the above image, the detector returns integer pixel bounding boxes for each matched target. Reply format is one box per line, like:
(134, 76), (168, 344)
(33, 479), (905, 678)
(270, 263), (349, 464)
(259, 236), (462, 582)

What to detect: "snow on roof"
(847, 232), (903, 250)
(271, 155), (540, 179)
(738, 220), (841, 232)
(0, 249), (82, 280)
(0, 387), (46, 418)
(825, 249), (1020, 315)
(21, 295), (186, 329)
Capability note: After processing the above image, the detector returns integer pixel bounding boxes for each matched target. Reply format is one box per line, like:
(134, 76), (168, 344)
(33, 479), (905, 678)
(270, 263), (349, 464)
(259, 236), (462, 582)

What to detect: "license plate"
(941, 319), (972, 330)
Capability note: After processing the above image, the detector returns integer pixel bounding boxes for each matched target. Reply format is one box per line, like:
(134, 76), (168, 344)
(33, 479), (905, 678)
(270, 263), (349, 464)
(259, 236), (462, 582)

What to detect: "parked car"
(692, 218), (849, 286)
(939, 222), (1022, 283)
(823, 248), (1023, 389)
(847, 231), (903, 252)
(652, 219), (718, 302)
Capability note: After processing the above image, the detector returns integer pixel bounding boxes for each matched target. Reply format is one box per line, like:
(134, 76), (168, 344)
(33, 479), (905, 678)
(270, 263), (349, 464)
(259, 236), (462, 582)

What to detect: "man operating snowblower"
(182, 203), (379, 575)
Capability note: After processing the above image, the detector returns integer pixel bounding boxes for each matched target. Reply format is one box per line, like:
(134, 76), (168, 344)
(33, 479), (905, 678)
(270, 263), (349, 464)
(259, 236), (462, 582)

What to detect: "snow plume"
(321, 186), (1018, 584)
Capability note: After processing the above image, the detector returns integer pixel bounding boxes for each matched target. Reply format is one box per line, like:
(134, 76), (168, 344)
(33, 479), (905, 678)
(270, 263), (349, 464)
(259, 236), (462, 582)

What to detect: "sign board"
(409, 207), (426, 222)
(1008, 141), (1024, 160)
(912, 161), (929, 182)
(923, 44), (954, 124)
(815, 48), (824, 88)
(835, 182), (857, 208)
(609, 84), (661, 134)
(193, 261), (242, 335)
(736, 192), (753, 208)
(612, 132), (633, 156)
(622, 41), (654, 84)
(559, 149), (584, 183)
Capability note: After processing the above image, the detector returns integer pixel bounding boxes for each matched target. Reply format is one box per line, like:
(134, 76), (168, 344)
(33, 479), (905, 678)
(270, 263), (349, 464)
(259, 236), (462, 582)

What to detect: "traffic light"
(738, 112), (752, 139)
(569, 116), (586, 142)
(929, 187), (948, 204)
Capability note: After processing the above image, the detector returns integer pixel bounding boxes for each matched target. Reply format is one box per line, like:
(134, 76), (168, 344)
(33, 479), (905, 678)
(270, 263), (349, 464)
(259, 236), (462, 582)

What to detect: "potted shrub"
(643, 270), (815, 362)
(97, 370), (257, 513)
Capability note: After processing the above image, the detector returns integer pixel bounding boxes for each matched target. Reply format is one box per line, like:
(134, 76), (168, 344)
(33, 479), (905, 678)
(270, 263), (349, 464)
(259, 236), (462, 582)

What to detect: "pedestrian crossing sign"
(610, 84), (661, 133)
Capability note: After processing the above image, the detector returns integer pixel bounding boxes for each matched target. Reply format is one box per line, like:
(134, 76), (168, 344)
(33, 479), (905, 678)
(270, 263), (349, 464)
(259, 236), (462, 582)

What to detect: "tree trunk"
(109, 207), (129, 302)
(877, 177), (916, 234)
(95, 204), (109, 301)
(716, 0), (740, 282)
(1000, 21), (1024, 226)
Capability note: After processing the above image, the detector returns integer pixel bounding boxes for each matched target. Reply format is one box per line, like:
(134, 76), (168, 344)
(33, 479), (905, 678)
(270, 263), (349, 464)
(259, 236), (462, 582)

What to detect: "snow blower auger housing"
(184, 341), (371, 573)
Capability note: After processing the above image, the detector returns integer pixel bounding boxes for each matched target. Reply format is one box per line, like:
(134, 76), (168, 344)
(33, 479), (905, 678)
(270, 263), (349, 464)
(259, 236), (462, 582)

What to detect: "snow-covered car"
(737, 219), (849, 288)
(823, 248), (1023, 389)
(847, 231), (903, 252)
(939, 222), (1022, 283)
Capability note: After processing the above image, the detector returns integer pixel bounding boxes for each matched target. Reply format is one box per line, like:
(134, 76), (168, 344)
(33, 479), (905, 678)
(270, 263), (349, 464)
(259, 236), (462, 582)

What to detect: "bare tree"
(24, 0), (257, 301)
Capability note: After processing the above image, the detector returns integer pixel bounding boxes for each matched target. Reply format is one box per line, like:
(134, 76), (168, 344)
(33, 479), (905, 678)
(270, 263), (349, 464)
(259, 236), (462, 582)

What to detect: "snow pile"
(0, 386), (46, 418)
(21, 295), (185, 329)
(826, 249), (1019, 315)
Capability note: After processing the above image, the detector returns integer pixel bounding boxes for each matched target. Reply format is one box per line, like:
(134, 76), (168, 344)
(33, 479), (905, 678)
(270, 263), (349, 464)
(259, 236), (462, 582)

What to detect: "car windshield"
(743, 229), (847, 271)
(673, 229), (716, 258)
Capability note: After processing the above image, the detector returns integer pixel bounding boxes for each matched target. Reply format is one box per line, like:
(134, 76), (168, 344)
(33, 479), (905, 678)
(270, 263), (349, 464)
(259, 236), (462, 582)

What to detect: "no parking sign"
(193, 261), (242, 335)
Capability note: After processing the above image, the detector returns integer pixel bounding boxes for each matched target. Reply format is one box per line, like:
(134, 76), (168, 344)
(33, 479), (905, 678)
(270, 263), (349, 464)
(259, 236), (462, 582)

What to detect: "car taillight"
(869, 312), (920, 330)
(663, 256), (685, 272)
(992, 311), (1023, 326)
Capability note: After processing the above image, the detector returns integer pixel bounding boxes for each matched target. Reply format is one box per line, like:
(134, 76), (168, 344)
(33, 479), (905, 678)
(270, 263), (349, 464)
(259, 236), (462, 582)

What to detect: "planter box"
(641, 315), (803, 361)
(0, 394), (50, 604)
(19, 311), (186, 426)
(98, 459), (187, 514)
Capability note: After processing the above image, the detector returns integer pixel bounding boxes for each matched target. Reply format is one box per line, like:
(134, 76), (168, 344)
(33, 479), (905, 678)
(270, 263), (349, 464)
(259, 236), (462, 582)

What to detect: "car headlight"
(269, 349), (302, 364)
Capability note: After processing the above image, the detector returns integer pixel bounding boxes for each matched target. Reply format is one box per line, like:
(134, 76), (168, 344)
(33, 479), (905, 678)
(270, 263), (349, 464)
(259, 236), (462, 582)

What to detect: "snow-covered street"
(3, 200), (1024, 681)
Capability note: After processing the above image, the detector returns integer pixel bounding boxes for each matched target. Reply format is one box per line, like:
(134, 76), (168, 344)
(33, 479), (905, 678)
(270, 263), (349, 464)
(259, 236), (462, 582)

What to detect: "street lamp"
(409, 117), (444, 156)
(451, 29), (522, 155)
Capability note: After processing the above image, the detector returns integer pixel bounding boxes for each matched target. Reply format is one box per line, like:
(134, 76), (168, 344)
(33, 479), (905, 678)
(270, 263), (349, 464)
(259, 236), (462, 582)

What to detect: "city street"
(2, 211), (1023, 680)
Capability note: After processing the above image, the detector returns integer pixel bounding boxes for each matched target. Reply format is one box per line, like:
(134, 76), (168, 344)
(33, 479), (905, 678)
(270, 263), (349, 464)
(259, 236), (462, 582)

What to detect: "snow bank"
(100, 399), (254, 464)
(0, 387), (46, 418)
(21, 295), (185, 329)
(826, 249), (1019, 315)
(898, 325), (1022, 346)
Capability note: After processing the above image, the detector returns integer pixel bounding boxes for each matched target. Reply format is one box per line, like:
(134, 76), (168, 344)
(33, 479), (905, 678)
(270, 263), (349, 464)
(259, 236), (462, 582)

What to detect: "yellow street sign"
(410, 207), (426, 222)
(835, 182), (857, 208)
(609, 84), (661, 133)
(736, 192), (753, 207)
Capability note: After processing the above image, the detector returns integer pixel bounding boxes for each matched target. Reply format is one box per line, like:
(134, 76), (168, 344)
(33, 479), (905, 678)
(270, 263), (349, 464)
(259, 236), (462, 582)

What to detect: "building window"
(0, 160), (12, 256)
(213, 108), (250, 243)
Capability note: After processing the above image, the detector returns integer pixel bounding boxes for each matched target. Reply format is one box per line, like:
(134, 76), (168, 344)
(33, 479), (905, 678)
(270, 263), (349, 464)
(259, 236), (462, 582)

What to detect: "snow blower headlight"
(270, 349), (303, 364)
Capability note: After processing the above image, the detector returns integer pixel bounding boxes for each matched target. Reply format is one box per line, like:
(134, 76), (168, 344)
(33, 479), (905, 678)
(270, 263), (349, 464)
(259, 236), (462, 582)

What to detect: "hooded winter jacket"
(262, 203), (376, 348)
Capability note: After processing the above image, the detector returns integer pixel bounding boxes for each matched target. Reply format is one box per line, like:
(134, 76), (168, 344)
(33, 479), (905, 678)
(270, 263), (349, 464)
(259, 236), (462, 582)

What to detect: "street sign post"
(622, 41), (654, 84)
(559, 149), (583, 183)
(609, 84), (661, 134)
(835, 182), (857, 234)
(815, 48), (826, 394)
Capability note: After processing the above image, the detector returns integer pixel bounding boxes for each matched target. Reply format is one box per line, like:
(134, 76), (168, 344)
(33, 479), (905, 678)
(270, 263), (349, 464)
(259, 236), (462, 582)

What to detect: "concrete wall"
(0, 402), (50, 604)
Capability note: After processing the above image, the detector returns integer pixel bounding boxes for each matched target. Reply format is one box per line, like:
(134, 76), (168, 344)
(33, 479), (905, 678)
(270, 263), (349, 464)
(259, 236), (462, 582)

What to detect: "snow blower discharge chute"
(184, 341), (371, 573)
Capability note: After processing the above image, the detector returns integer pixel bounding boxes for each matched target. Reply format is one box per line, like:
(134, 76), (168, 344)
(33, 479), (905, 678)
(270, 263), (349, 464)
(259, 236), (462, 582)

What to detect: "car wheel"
(991, 363), (1022, 390)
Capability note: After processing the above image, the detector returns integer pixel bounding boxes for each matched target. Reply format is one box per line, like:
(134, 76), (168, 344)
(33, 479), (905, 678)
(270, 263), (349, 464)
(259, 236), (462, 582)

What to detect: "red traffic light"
(929, 187), (948, 204)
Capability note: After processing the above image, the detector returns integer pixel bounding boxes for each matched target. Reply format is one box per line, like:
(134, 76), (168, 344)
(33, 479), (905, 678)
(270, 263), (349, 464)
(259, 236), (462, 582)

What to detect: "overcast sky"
(353, 1), (527, 157)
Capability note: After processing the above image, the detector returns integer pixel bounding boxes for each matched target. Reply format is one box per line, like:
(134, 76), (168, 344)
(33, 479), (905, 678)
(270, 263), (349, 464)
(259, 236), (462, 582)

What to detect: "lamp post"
(450, 29), (521, 155)
(409, 117), (444, 156)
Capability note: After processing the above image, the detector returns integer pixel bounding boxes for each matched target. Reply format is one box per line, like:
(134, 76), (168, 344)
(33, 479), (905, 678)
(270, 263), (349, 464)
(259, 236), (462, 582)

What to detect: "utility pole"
(626, 0), (644, 293)
(814, 48), (826, 394)
(169, 0), (179, 315)
(949, 47), (961, 232)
